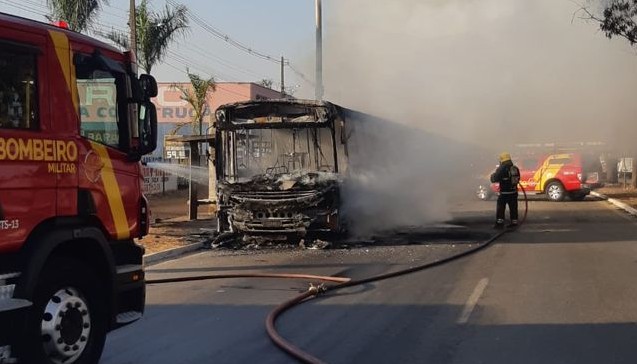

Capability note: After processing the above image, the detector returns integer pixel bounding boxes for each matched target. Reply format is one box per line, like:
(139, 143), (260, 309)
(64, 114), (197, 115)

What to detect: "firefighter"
(490, 152), (520, 229)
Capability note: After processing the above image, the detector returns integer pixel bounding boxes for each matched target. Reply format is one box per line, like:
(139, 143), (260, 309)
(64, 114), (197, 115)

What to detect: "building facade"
(142, 82), (282, 195)
(150, 82), (283, 159)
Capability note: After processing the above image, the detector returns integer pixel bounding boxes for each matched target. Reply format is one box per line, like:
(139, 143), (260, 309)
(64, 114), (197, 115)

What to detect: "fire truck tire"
(546, 181), (565, 202)
(17, 257), (108, 364)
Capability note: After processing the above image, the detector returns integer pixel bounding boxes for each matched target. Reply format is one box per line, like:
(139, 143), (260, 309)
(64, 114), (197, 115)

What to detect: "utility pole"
(129, 0), (137, 62)
(280, 56), (286, 98)
(315, 0), (323, 100)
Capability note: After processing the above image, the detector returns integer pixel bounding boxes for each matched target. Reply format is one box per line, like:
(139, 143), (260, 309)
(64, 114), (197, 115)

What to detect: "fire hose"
(147, 184), (529, 364)
(519, 183), (528, 225)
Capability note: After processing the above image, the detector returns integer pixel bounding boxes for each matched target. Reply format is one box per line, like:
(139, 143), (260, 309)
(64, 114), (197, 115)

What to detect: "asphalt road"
(101, 197), (637, 364)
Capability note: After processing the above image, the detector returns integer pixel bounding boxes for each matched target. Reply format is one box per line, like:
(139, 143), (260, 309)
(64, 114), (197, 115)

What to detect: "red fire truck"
(0, 13), (157, 363)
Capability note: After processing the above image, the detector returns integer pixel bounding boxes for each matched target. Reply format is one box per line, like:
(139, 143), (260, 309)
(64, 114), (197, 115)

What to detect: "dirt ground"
(137, 189), (217, 254)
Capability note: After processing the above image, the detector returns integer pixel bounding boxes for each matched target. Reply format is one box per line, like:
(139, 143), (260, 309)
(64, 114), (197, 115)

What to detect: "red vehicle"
(477, 152), (601, 202)
(0, 13), (157, 364)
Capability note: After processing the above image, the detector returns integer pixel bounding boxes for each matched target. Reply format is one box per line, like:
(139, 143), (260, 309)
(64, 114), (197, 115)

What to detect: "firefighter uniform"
(490, 152), (520, 228)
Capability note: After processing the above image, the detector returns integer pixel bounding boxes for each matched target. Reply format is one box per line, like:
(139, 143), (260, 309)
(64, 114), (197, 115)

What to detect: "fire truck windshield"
(76, 57), (129, 150)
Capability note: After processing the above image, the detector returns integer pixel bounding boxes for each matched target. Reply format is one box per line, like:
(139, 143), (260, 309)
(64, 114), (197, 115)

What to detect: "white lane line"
(457, 278), (489, 324)
(522, 228), (575, 233)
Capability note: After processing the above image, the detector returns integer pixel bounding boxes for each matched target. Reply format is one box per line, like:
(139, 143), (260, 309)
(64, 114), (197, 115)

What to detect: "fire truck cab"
(0, 13), (157, 364)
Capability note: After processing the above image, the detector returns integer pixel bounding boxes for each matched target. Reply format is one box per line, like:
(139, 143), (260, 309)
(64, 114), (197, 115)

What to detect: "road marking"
(457, 278), (489, 324)
(522, 228), (575, 233)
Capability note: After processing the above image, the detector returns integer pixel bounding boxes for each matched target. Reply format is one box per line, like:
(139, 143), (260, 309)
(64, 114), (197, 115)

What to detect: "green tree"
(46, 0), (107, 32)
(107, 0), (188, 74)
(580, 1), (637, 187)
(172, 69), (216, 136)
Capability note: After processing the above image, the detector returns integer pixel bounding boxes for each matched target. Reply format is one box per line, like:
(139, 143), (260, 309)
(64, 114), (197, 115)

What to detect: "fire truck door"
(0, 29), (53, 252)
(75, 57), (140, 240)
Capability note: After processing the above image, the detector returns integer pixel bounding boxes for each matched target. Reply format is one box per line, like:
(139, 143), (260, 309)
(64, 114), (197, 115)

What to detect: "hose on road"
(147, 185), (529, 364)
(265, 230), (507, 364)
(147, 273), (350, 285)
(266, 183), (529, 364)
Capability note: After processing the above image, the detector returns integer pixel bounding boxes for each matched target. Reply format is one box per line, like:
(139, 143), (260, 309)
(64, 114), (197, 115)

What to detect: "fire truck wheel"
(18, 257), (108, 364)
(546, 181), (565, 202)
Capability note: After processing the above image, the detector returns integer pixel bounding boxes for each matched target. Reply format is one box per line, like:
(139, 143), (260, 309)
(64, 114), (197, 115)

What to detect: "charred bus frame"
(214, 100), (347, 240)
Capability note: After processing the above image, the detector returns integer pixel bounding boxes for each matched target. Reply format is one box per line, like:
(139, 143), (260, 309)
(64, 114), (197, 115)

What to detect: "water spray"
(145, 162), (210, 185)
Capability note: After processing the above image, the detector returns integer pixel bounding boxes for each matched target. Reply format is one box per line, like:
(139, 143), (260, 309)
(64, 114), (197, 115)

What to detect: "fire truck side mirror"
(139, 74), (158, 99)
(137, 101), (158, 157)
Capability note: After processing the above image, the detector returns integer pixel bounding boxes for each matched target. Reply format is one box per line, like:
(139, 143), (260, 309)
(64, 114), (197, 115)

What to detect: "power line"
(111, 0), (309, 87)
(106, 0), (272, 81)
(19, 0), (127, 26)
(166, 52), (258, 95)
(163, 0), (315, 85)
(4, 0), (310, 87)
(10, 0), (129, 37)
(84, 10), (266, 82)
(165, 0), (281, 64)
(162, 59), (251, 99)
(1, 0), (48, 17)
(166, 50), (224, 79)
(154, 0), (282, 83)
(173, 45), (241, 81)
(1, 1), (271, 85)
(22, 0), (126, 22)
(185, 42), (265, 80)
(106, 3), (129, 13)
(20, 0), (49, 12)
(287, 63), (315, 86)
(93, 20), (128, 33)
(21, 0), (49, 11)
(103, 1), (272, 82)
(100, 7), (129, 22)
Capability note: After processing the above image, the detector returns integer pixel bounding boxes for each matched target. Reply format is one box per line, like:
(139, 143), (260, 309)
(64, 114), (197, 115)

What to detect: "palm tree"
(107, 0), (188, 74)
(172, 69), (216, 136)
(47, 0), (107, 32)
(259, 79), (274, 89)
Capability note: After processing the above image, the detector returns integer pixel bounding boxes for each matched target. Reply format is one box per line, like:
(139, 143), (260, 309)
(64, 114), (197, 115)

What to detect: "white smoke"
(339, 111), (475, 236)
(315, 0), (637, 235)
(323, 0), (637, 148)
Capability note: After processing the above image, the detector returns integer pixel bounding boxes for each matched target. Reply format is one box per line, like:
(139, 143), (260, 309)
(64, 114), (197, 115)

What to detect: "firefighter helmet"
(499, 152), (511, 163)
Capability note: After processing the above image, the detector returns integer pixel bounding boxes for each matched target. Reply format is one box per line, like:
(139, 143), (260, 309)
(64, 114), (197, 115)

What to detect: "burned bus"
(214, 100), (348, 241)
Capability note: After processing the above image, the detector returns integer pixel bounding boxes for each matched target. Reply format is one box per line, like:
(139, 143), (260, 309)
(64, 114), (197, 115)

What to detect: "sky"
(0, 0), (319, 97)
(4, 0), (637, 148)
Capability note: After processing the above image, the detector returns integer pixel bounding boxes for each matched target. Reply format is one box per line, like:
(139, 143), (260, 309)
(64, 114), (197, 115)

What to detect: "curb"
(590, 191), (637, 217)
(143, 242), (203, 266)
